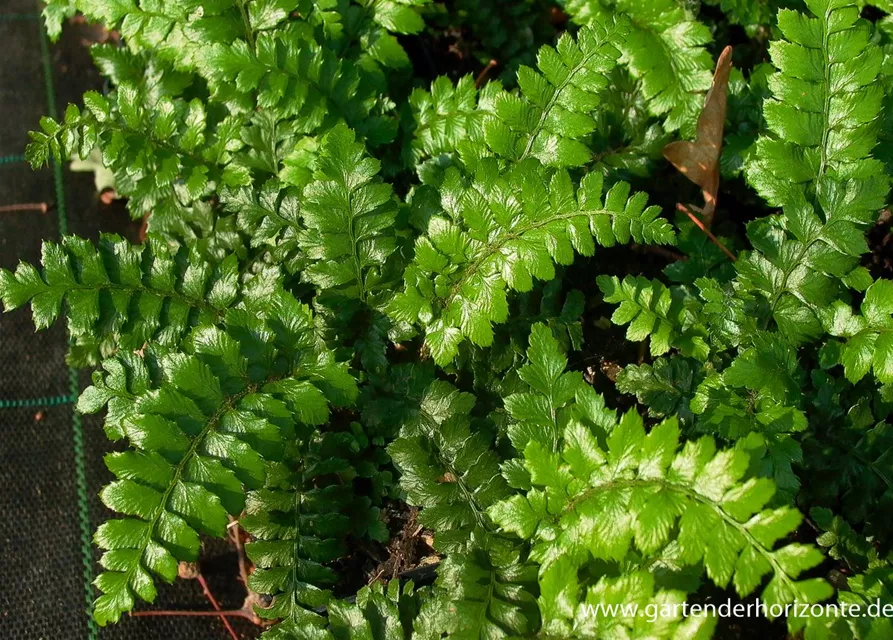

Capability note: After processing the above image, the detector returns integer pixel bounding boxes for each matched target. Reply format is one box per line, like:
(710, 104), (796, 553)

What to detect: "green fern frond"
(538, 566), (717, 638)
(243, 433), (357, 636)
(616, 356), (704, 424)
(328, 579), (426, 640)
(417, 540), (541, 638)
(27, 87), (247, 215)
(388, 380), (511, 552)
(559, 0), (714, 135)
(0, 234), (272, 352)
(489, 412), (832, 615)
(405, 75), (499, 170)
(478, 19), (629, 168)
(801, 566), (893, 639)
(390, 161), (673, 364)
(81, 301), (357, 625)
(747, 0), (886, 205)
(596, 275), (709, 359)
(224, 180), (308, 275)
(298, 124), (399, 303)
(737, 0), (888, 341)
(822, 279), (893, 385)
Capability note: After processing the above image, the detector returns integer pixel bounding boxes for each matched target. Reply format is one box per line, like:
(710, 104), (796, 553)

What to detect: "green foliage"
(0, 234), (274, 351)
(488, 327), (832, 615)
(9, 0), (893, 637)
(243, 432), (360, 635)
(741, 0), (889, 342)
(391, 163), (673, 364)
(559, 0), (714, 135)
(81, 300), (357, 624)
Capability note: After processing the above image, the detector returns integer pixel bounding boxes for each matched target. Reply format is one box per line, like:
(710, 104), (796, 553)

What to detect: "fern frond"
(416, 540), (541, 638)
(616, 356), (704, 424)
(596, 275), (709, 359)
(328, 579), (426, 640)
(559, 0), (714, 135)
(0, 234), (271, 352)
(538, 566), (717, 638)
(489, 411), (832, 614)
(388, 380), (512, 552)
(738, 0), (888, 341)
(478, 20), (629, 168)
(405, 75), (499, 170)
(390, 161), (673, 364)
(243, 432), (358, 636)
(81, 300), (357, 625)
(27, 87), (247, 215)
(298, 124), (399, 303)
(488, 325), (832, 623)
(823, 279), (893, 385)
(747, 0), (886, 205)
(801, 566), (893, 639)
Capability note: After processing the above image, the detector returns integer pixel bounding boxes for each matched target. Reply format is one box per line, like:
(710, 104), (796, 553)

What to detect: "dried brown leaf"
(663, 46), (733, 227)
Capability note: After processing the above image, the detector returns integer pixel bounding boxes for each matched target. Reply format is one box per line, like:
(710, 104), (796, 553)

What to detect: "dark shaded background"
(0, 5), (258, 638)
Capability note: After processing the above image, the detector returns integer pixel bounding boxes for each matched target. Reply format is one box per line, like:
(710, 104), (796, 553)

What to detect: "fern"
(28, 87), (246, 217)
(0, 234), (273, 352)
(475, 19), (628, 168)
(298, 124), (399, 304)
(489, 410), (832, 611)
(596, 275), (709, 359)
(10, 0), (893, 636)
(559, 0), (715, 135)
(81, 298), (357, 624)
(823, 279), (893, 384)
(741, 0), (888, 341)
(243, 432), (358, 636)
(390, 163), (673, 364)
(388, 380), (511, 551)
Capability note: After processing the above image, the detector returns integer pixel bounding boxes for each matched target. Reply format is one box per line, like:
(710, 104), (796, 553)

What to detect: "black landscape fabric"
(0, 6), (257, 639)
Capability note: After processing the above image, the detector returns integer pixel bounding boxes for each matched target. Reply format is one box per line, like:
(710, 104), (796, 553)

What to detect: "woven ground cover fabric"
(0, 6), (258, 639)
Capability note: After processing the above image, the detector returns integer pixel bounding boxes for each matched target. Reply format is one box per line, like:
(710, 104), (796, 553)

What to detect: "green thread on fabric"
(0, 155), (26, 164)
(0, 395), (76, 409)
(37, 11), (98, 638)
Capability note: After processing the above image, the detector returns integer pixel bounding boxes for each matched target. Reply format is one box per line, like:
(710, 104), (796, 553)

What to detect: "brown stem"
(0, 202), (48, 214)
(475, 59), (498, 88)
(130, 609), (257, 620)
(677, 203), (736, 262)
(228, 518), (251, 589)
(197, 573), (240, 640)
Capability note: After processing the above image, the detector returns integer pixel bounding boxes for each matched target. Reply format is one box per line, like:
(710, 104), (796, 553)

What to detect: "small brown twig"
(677, 203), (736, 262)
(228, 518), (251, 589)
(130, 609), (257, 620)
(475, 59), (498, 88)
(0, 202), (48, 214)
(196, 573), (240, 640)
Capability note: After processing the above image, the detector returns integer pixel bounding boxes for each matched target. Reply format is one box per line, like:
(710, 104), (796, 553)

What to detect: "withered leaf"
(664, 45), (733, 227)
